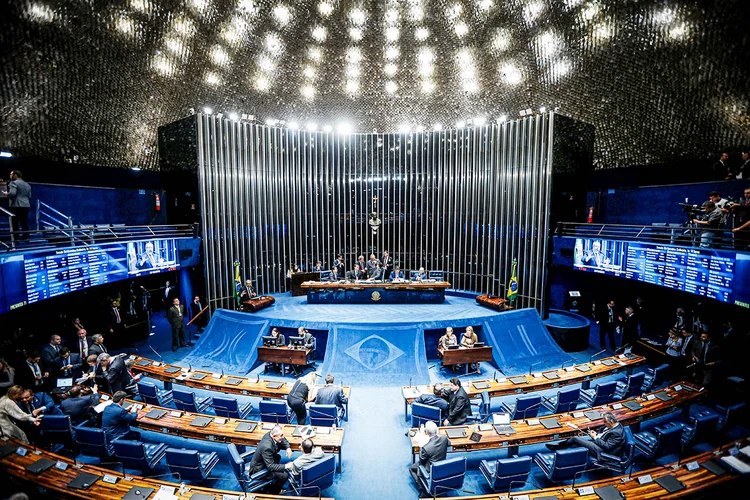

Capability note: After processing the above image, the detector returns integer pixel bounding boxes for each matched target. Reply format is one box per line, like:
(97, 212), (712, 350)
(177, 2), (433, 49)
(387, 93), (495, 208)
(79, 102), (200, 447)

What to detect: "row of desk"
(0, 438), (333, 499)
(401, 352), (646, 420)
(300, 280), (451, 304)
(408, 382), (703, 459)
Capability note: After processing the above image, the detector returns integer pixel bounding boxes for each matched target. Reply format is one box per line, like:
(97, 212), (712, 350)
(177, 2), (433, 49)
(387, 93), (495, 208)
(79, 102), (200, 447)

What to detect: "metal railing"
(0, 223), (198, 253)
(0, 206), (15, 250)
(555, 222), (747, 251)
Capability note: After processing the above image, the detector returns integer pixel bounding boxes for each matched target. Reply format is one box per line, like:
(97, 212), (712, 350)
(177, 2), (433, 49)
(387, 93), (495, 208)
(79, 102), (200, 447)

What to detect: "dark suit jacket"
(17, 361), (45, 390)
(680, 335), (696, 359)
(105, 356), (134, 394)
(40, 344), (61, 372)
(315, 385), (348, 409)
(89, 343), (108, 358)
(249, 431), (291, 475)
(108, 307), (123, 330)
(272, 334), (285, 347)
(414, 394), (449, 417)
(60, 394), (99, 426)
(389, 270), (405, 280)
(17, 392), (59, 416)
(594, 424), (626, 456)
(102, 403), (136, 441)
(190, 301), (205, 321)
(166, 305), (186, 328)
(619, 314), (638, 346)
(597, 305), (617, 328)
(419, 435), (449, 471)
(50, 354), (83, 384)
(445, 387), (471, 424)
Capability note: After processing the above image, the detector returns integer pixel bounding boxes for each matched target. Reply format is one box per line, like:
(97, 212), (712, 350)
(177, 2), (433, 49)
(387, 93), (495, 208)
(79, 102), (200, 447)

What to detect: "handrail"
(38, 199), (71, 219)
(0, 206), (14, 217)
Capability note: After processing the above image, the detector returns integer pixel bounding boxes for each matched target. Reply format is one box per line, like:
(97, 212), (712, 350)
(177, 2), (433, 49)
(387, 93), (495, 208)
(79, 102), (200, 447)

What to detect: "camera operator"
(730, 187), (750, 250)
(691, 201), (722, 248)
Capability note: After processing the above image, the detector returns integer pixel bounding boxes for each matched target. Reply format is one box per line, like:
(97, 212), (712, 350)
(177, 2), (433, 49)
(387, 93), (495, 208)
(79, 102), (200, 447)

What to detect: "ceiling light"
(203, 107), (213, 115)
(115, 15), (135, 35)
(152, 55), (175, 76)
(273, 4), (292, 26)
(303, 65), (316, 78)
(446, 3), (462, 21)
(173, 17), (194, 36)
(491, 28), (511, 52)
(301, 85), (315, 99)
(581, 2), (599, 21)
(539, 106), (547, 113)
(500, 63), (523, 85)
(255, 75), (270, 91)
(385, 81), (397, 94)
(477, 0), (493, 11)
(474, 117), (486, 126)
(229, 113), (239, 121)
(433, 123), (442, 131)
(345, 79), (359, 93)
(349, 9), (366, 26)
(523, 1), (544, 23)
(323, 125), (332, 132)
(384, 63), (398, 76)
(415, 125), (424, 133)
(266, 118), (278, 126)
(654, 8), (675, 24)
(29, 3), (55, 22)
(454, 22), (468, 37)
(210, 45), (229, 65)
(415, 27), (429, 41)
(347, 47), (363, 63)
(237, 0), (258, 15)
(421, 79), (435, 94)
(549, 59), (571, 80)
(265, 33), (283, 54)
(463, 80), (478, 93)
(346, 66), (361, 77)
(0, 151), (12, 158)
(308, 47), (322, 61)
(668, 23), (687, 40)
(318, 2), (333, 17)
(205, 72), (220, 85)
(537, 31), (560, 58)
(399, 123), (411, 133)
(312, 26), (327, 42)
(385, 27), (400, 42)
(456, 120), (466, 128)
(385, 46), (400, 60)
(288, 121), (299, 129)
(349, 27), (363, 40)
(338, 123), (353, 134)
(498, 115), (507, 123)
(385, 9), (398, 24)
(307, 122), (318, 131)
(258, 56), (274, 72)
(165, 36), (185, 54)
(519, 109), (527, 116)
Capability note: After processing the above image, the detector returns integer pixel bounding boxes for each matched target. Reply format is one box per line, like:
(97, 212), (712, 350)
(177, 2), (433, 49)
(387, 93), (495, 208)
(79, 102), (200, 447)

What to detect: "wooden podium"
(241, 295), (276, 312)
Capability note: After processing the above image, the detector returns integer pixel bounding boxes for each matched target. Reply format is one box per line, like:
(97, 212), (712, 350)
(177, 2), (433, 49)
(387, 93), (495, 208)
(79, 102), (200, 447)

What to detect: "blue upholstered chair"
(289, 453), (337, 496)
(579, 380), (617, 407)
(591, 427), (636, 474)
(39, 414), (75, 452)
(682, 410), (720, 446)
(633, 421), (683, 459)
(468, 391), (492, 424)
(715, 402), (746, 431)
(137, 381), (173, 407)
(165, 448), (220, 482)
(541, 387), (580, 414)
(411, 403), (442, 428)
(259, 400), (294, 424)
(227, 443), (273, 493)
(641, 364), (669, 392)
(500, 394), (542, 420)
(309, 404), (341, 427)
(74, 425), (113, 458)
(417, 456), (467, 496)
(614, 372), (645, 400)
(479, 455), (532, 492)
(113, 439), (168, 472)
(212, 395), (253, 419)
(173, 387), (213, 413)
(533, 447), (589, 483)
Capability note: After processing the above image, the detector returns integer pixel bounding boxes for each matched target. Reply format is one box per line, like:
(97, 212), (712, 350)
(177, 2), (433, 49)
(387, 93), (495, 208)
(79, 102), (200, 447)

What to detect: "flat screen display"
(574, 238), (749, 308)
(127, 239), (179, 276)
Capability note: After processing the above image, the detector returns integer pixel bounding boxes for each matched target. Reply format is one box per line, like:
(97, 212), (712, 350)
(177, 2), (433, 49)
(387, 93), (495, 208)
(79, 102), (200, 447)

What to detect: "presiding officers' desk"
(131, 356), (351, 414)
(449, 438), (750, 500)
(0, 438), (334, 499)
(257, 345), (311, 376)
(116, 397), (346, 472)
(300, 280), (450, 304)
(401, 353), (646, 420)
(442, 346), (493, 374)
(408, 382), (703, 460)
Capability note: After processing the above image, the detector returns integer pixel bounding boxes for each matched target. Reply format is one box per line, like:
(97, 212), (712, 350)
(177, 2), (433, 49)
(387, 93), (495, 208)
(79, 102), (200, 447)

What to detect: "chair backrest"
(723, 402), (746, 429)
(227, 443), (246, 481)
(550, 447), (588, 481)
(428, 456), (466, 494)
(622, 372), (645, 398)
(491, 455), (532, 490)
(656, 423), (683, 453)
(591, 381), (618, 405)
(40, 415), (73, 445)
(621, 427), (636, 467)
(651, 364), (668, 382)
(259, 400), (291, 423)
(74, 426), (110, 457)
(412, 403), (441, 427)
(477, 391), (491, 421)
(299, 454), (336, 494)
(514, 394), (542, 419)
(137, 381), (158, 398)
(213, 395), (239, 417)
(173, 387), (197, 411)
(166, 448), (205, 479)
(690, 412), (720, 443)
(309, 404), (338, 427)
(555, 387), (580, 413)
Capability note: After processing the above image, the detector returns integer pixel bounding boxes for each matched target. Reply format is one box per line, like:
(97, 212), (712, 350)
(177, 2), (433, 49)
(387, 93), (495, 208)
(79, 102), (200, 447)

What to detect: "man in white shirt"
(285, 438), (325, 478)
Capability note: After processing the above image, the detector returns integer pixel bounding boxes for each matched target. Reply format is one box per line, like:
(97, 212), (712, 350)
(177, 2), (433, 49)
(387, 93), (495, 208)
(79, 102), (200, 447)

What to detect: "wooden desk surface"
(402, 353), (645, 403)
(408, 382), (703, 453)
(442, 346), (494, 365)
(123, 398), (345, 453)
(451, 438), (749, 499)
(0, 438), (334, 499)
(131, 356), (352, 400)
(299, 281), (451, 290)
(257, 346), (310, 365)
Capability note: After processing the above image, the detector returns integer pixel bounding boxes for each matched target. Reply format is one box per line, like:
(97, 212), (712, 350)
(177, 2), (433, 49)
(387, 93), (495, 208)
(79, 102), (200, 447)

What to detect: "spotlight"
(456, 120), (466, 128)
(188, 107), (195, 115)
(216, 112), (223, 118)
(385, 81), (397, 94)
(415, 125), (424, 133)
(266, 118), (278, 126)
(498, 115), (507, 123)
(398, 123), (410, 133)
(525, 108), (532, 115)
(519, 109), (526, 116)
(203, 107), (213, 115)
(323, 125), (332, 132)
(338, 122), (353, 134)
(474, 117), (486, 126)
(288, 121), (299, 129)
(433, 123), (443, 131)
(241, 114), (248, 120)
(539, 106), (546, 113)
(0, 151), (12, 158)
(307, 122), (318, 131)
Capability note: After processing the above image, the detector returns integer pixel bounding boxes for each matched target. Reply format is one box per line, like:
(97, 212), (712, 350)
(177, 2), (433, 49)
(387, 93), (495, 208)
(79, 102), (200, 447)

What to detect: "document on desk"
(721, 455), (750, 474)
(93, 400), (113, 413)
(413, 432), (430, 447)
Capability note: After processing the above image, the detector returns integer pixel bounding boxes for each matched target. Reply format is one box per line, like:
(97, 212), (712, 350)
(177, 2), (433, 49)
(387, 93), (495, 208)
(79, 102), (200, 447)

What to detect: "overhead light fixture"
(474, 117), (486, 126)
(266, 118), (278, 126)
(203, 106), (213, 115)
(338, 122), (353, 134)
(415, 125), (424, 133)
(385, 81), (397, 94)
(433, 123), (443, 131)
(0, 151), (12, 158)
(288, 121), (299, 129)
(323, 125), (332, 132)
(498, 115), (507, 123)
(539, 106), (547, 113)
(398, 123), (411, 133)
(307, 122), (318, 131)
(456, 120), (466, 128)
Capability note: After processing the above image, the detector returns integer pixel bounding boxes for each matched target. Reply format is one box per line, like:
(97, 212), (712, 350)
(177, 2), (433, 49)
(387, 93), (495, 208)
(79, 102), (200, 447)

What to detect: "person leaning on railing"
(691, 201), (722, 248)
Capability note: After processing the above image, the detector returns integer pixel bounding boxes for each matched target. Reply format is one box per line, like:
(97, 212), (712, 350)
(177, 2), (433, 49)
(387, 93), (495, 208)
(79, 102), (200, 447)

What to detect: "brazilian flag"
(233, 261), (242, 306)
(507, 259), (519, 304)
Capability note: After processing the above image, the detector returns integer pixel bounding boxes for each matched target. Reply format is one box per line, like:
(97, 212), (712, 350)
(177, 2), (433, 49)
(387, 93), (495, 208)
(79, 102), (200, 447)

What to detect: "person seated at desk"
(437, 327), (457, 360)
(60, 385), (100, 426)
(442, 377), (471, 426)
(366, 254), (380, 277)
(315, 374), (348, 420)
(285, 438), (325, 479)
(18, 388), (61, 417)
(416, 267), (427, 281)
(346, 264), (363, 280)
(389, 265), (405, 282)
(312, 261), (324, 272)
(412, 383), (449, 419)
(368, 262), (385, 282)
(546, 411), (625, 460)
(249, 424), (293, 494)
(330, 267), (341, 282)
(102, 390), (140, 442)
(408, 421), (449, 495)
(460, 326), (478, 348)
(266, 328), (286, 373)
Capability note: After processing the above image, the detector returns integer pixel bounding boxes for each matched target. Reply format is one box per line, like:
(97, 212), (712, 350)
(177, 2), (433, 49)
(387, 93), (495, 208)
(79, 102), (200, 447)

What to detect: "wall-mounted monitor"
(127, 239), (180, 276)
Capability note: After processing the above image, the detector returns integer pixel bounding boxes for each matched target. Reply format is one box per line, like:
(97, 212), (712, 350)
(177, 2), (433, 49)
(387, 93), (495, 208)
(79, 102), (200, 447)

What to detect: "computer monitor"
(429, 270), (444, 280)
(289, 336), (305, 347)
(320, 270), (332, 282)
(473, 342), (485, 348)
(57, 377), (73, 388)
(409, 270), (420, 280)
(493, 412), (511, 425)
(262, 336), (277, 347)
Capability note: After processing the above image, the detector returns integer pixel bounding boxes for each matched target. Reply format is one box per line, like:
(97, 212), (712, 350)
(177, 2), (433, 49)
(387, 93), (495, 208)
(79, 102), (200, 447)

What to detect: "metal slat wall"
(196, 113), (554, 313)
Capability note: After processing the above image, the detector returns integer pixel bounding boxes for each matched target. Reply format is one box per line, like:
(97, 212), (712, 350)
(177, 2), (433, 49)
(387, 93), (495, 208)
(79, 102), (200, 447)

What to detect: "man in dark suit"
(369, 262), (384, 282)
(679, 329), (696, 372)
(618, 306), (638, 348)
(597, 300), (617, 351)
(167, 297), (188, 351)
(412, 383), (449, 419)
(381, 251), (392, 277)
(190, 295), (207, 334)
(408, 421), (449, 494)
(332, 254), (345, 277)
(547, 412), (626, 460)
(389, 265), (405, 281)
(238, 279), (257, 305)
(98, 353), (135, 395)
(60, 385), (100, 426)
(18, 388), (60, 417)
(102, 391), (140, 442)
(49, 347), (83, 387)
(108, 300), (124, 336)
(75, 328), (91, 360)
(84, 354), (108, 392)
(18, 351), (49, 391)
(690, 331), (722, 388)
(40, 334), (62, 374)
(346, 264), (364, 280)
(443, 377), (471, 426)
(248, 424), (293, 494)
(88, 334), (108, 357)
(315, 374), (348, 419)
(711, 152), (731, 180)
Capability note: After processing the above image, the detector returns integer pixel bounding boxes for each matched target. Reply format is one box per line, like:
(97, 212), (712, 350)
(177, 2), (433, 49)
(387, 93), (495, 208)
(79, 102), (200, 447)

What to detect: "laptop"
(67, 472), (101, 489)
(266, 381), (284, 389)
(492, 413), (516, 435)
(57, 377), (73, 389)
(25, 458), (55, 474)
(0, 444), (18, 459)
(655, 392), (673, 402)
(136, 360), (152, 367)
(654, 474), (686, 493)
(543, 372), (560, 380)
(145, 409), (167, 420)
(123, 486), (155, 500)
(472, 381), (491, 390)
(473, 342), (485, 348)
(623, 401), (643, 411)
(584, 410), (602, 421)
(190, 416), (213, 428)
(189, 373), (207, 381)
(509, 377), (527, 385)
(447, 345), (460, 350)
(292, 426), (316, 438)
(602, 359), (617, 366)
(188, 494), (218, 500)
(163, 366), (181, 374)
(445, 428), (467, 439)
(225, 378), (243, 386)
(540, 418), (562, 429)
(235, 422), (257, 433)
(575, 365), (592, 372)
(594, 485), (625, 500)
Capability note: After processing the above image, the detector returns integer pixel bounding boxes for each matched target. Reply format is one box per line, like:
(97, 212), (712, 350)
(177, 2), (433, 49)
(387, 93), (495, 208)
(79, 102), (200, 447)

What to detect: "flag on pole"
(233, 261), (241, 305)
(507, 259), (519, 304)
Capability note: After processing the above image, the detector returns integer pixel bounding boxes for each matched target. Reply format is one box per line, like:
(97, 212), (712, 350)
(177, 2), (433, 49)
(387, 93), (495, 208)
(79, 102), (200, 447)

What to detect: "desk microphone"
(589, 348), (607, 363)
(148, 345), (164, 363)
(187, 363), (192, 373)
(493, 371), (497, 382)
(409, 377), (412, 388)
(529, 359), (549, 376)
(560, 359), (575, 370)
(615, 344), (631, 354)
(256, 373), (260, 384)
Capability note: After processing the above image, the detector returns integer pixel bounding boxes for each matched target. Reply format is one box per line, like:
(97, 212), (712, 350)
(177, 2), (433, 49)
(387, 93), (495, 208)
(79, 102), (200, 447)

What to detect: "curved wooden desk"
(0, 438), (334, 499)
(453, 438), (749, 499)
(475, 294), (511, 311)
(408, 382), (703, 459)
(241, 295), (276, 312)
(118, 397), (346, 472)
(401, 353), (646, 420)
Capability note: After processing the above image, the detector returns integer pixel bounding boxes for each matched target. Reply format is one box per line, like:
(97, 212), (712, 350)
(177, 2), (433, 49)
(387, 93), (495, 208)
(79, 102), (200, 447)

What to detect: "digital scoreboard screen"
(574, 238), (748, 308)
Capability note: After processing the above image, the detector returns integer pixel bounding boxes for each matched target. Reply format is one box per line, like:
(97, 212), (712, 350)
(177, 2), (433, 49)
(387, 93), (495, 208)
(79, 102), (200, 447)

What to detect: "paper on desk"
(414, 432), (430, 447)
(721, 455), (750, 474)
(152, 492), (178, 500)
(93, 400), (113, 413)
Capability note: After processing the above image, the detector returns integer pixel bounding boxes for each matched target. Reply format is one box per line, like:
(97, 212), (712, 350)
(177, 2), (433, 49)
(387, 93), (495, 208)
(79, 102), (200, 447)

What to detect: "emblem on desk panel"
(371, 291), (381, 301)
(344, 334), (404, 370)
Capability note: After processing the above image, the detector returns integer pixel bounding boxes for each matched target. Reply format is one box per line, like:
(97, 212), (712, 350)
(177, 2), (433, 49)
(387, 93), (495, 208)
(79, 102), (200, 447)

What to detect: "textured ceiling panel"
(0, 0), (748, 170)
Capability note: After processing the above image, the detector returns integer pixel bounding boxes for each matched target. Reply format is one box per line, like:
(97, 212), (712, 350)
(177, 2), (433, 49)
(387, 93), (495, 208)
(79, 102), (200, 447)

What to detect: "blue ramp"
(319, 324), (430, 386)
(482, 308), (573, 376)
(180, 309), (269, 374)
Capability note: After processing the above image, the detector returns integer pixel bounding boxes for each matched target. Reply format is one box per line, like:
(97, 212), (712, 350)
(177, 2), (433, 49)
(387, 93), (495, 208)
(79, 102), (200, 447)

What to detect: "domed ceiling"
(0, 0), (748, 170)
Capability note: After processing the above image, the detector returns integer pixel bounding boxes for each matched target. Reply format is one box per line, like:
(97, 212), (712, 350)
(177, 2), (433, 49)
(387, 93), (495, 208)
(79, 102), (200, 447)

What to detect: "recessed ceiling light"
(318, 2), (333, 17)
(385, 81), (397, 94)
(323, 125), (332, 132)
(307, 122), (318, 131)
(273, 4), (292, 26)
(415, 27), (429, 41)
(433, 123), (443, 131)
(203, 106), (213, 115)
(349, 9), (366, 26)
